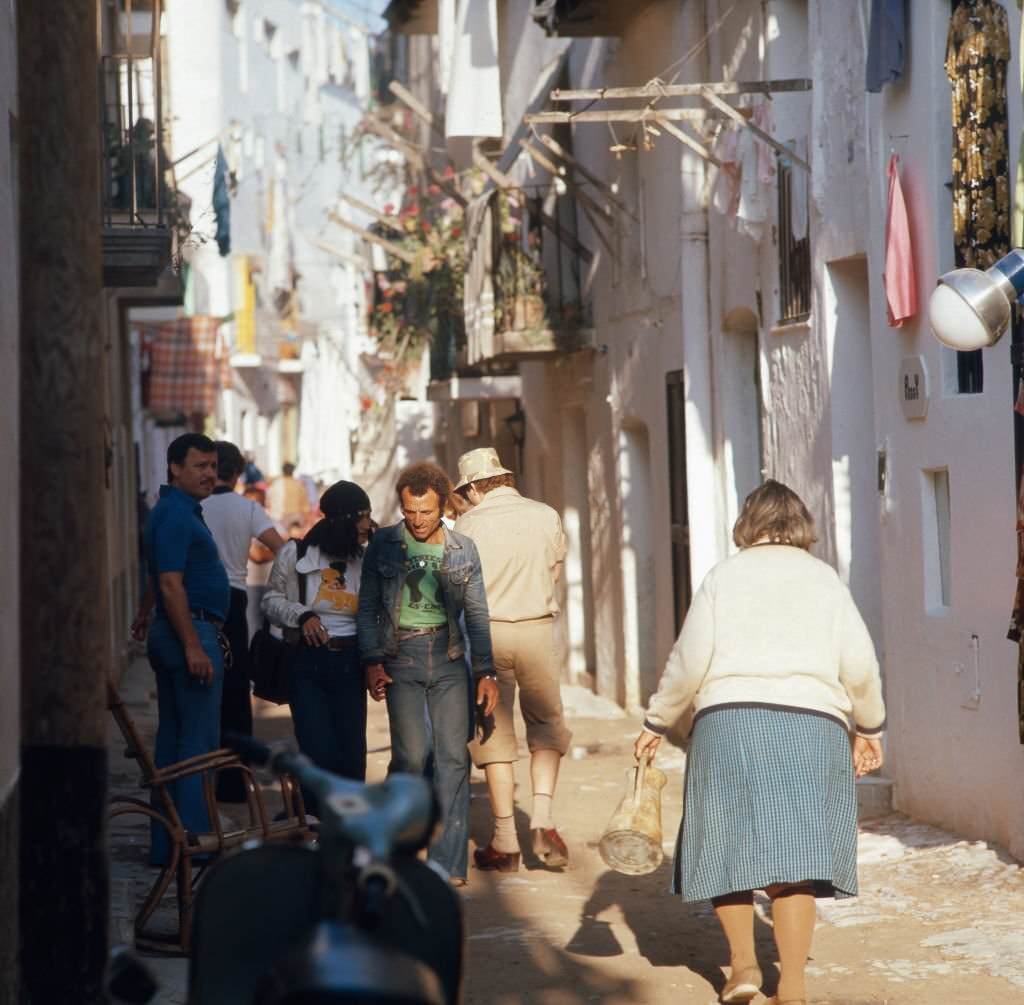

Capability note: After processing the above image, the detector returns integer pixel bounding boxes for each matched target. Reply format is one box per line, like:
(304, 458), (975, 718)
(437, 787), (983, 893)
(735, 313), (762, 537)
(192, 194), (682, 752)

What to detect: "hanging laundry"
(1014, 0), (1024, 247)
(865, 0), (907, 92)
(145, 317), (224, 417)
(733, 102), (775, 241)
(711, 124), (742, 217)
(213, 146), (231, 257)
(945, 0), (1010, 270)
(446, 0), (503, 146)
(710, 101), (775, 242)
(884, 154), (916, 327)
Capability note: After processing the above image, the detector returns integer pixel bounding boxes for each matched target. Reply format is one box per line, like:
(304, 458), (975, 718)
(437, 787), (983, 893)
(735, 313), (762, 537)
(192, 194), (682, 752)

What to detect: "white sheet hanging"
(446, 0), (503, 142)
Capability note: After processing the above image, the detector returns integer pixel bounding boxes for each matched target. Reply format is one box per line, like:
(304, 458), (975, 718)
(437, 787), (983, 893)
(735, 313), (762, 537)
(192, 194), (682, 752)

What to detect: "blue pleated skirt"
(672, 704), (859, 902)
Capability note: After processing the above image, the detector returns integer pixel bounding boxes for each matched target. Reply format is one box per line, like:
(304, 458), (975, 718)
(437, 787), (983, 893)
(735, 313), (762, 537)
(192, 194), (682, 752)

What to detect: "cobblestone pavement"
(107, 656), (1024, 1004)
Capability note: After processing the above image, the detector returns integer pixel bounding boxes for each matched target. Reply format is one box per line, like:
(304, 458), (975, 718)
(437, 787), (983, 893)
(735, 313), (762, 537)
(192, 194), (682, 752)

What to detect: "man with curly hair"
(357, 461), (498, 885)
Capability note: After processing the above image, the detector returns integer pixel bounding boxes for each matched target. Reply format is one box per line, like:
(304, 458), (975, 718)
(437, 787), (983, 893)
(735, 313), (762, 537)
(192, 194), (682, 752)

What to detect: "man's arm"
(130, 581), (156, 641)
(157, 571), (214, 684)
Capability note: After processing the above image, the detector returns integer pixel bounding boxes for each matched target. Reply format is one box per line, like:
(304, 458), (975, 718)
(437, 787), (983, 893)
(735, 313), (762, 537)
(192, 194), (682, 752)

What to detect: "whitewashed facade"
(157, 0), (392, 494)
(392, 0), (1024, 857)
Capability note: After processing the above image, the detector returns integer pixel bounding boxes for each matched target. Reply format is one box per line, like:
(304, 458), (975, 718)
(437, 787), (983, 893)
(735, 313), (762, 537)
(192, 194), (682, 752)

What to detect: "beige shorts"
(469, 617), (573, 767)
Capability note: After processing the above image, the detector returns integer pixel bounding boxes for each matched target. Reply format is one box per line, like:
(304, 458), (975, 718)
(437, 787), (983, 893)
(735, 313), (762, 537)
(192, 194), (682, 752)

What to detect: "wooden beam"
(700, 87), (810, 172)
(327, 211), (418, 265)
(525, 107), (736, 125)
(535, 133), (636, 220)
(361, 116), (469, 207)
(652, 116), (722, 168)
(339, 192), (404, 234)
(305, 233), (369, 270)
(470, 150), (594, 264)
(388, 80), (445, 140)
(519, 138), (613, 222)
(551, 79), (812, 102)
(472, 148), (519, 192)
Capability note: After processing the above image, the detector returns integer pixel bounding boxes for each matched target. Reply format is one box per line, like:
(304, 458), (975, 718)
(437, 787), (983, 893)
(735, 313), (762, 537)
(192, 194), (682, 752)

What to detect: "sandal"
(720, 966), (762, 1003)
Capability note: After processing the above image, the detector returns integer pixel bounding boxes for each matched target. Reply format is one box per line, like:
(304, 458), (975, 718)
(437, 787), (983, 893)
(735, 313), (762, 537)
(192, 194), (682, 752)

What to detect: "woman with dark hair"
(634, 480), (886, 1005)
(263, 481), (374, 799)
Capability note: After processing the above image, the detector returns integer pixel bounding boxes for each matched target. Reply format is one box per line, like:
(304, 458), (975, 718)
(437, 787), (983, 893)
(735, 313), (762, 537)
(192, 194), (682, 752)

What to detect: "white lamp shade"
(927, 282), (998, 352)
(928, 250), (1024, 351)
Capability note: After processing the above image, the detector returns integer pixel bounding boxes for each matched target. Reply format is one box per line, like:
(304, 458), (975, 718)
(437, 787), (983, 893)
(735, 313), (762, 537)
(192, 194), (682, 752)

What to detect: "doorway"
(665, 371), (693, 633)
(825, 257), (884, 650)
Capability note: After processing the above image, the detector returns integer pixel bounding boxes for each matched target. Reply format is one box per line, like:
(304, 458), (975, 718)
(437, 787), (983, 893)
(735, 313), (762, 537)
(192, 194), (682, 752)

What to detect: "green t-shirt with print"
(399, 530), (446, 628)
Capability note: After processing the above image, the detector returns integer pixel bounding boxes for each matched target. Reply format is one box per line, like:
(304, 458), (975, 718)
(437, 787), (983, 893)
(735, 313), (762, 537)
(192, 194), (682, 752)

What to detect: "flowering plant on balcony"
(367, 177), (467, 366)
(493, 191), (586, 343)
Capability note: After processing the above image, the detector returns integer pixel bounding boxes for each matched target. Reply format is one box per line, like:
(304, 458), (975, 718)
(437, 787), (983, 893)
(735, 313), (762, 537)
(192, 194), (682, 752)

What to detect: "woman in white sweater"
(634, 480), (885, 1005)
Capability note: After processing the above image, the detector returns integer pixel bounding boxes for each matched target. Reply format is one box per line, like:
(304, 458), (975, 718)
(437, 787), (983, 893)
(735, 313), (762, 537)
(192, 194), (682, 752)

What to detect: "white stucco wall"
(165, 0), (388, 480)
(866, 0), (1024, 860)
(0, 0), (19, 802)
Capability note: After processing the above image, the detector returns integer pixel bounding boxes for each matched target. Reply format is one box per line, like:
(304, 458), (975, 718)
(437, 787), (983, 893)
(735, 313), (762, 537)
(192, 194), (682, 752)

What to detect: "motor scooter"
(188, 736), (463, 1005)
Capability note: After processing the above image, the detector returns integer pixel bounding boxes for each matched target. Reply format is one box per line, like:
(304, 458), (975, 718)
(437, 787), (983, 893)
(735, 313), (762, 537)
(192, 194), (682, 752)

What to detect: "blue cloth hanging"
(213, 145), (231, 256)
(865, 0), (906, 92)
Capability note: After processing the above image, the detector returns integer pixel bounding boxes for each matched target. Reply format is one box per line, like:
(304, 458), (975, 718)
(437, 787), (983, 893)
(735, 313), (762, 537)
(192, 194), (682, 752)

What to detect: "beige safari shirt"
(454, 486), (567, 622)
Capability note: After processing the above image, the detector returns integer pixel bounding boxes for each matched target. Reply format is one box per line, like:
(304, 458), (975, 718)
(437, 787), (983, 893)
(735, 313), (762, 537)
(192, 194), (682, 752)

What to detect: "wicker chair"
(106, 682), (312, 954)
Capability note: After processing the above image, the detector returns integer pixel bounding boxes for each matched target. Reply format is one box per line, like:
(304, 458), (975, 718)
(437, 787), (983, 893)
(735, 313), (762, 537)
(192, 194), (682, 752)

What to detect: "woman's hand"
(301, 615), (328, 646)
(852, 735), (884, 777)
(634, 729), (662, 762)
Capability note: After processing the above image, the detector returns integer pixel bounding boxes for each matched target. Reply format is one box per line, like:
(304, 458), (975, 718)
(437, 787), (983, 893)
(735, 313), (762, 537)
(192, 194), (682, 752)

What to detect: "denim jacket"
(356, 522), (494, 678)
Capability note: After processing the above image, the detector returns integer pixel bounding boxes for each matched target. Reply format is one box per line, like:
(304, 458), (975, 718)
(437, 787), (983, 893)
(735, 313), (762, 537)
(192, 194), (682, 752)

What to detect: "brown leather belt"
(189, 608), (225, 630)
(397, 625), (446, 640)
(324, 636), (358, 651)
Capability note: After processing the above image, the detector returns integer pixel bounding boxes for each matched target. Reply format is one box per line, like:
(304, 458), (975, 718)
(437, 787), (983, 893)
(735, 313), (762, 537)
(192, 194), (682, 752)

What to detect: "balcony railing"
(532, 0), (656, 36)
(464, 190), (590, 367)
(100, 0), (172, 287)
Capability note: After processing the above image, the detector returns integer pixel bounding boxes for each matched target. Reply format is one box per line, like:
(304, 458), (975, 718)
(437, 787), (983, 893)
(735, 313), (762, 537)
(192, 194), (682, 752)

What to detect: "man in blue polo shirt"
(143, 432), (230, 864)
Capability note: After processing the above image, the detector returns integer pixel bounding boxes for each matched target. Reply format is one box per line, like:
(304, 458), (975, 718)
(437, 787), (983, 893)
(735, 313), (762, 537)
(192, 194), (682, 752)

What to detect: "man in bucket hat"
(454, 447), (573, 872)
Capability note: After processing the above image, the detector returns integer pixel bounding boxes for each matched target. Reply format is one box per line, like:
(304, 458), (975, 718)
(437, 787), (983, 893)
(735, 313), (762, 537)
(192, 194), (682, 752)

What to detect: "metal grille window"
(777, 153), (811, 324)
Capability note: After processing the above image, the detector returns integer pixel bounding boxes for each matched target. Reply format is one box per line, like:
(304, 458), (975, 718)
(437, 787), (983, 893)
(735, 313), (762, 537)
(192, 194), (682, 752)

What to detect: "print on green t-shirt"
(400, 531), (446, 628)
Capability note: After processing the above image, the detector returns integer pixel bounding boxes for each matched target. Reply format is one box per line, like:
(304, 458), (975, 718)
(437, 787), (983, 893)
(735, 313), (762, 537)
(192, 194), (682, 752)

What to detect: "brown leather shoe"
(531, 827), (569, 868)
(473, 843), (521, 872)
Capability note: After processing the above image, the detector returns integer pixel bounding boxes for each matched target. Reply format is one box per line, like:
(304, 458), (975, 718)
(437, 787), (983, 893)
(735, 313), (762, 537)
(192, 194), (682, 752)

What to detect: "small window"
(955, 349), (983, 394)
(923, 468), (952, 612)
(777, 152), (811, 323)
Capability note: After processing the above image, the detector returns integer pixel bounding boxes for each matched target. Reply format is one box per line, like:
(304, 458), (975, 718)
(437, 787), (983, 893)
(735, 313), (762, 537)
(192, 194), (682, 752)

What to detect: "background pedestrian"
(263, 480), (374, 814)
(201, 440), (284, 801)
(454, 447), (573, 872)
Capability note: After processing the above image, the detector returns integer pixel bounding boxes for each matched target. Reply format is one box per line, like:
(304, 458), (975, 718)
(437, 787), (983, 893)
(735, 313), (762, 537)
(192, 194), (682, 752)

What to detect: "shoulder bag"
(250, 540), (308, 705)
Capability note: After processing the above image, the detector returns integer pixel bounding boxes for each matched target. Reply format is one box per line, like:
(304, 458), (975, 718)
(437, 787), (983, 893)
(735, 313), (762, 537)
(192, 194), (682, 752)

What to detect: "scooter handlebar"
(223, 733), (439, 859)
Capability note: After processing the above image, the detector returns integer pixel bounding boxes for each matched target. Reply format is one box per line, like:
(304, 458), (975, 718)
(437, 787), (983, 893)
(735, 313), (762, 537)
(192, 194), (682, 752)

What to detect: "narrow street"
(109, 656), (1024, 1004)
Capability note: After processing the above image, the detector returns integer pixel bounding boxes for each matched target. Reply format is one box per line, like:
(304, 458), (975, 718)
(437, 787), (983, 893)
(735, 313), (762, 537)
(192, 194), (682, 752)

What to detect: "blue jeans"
(147, 617), (225, 865)
(288, 643), (368, 816)
(384, 630), (470, 879)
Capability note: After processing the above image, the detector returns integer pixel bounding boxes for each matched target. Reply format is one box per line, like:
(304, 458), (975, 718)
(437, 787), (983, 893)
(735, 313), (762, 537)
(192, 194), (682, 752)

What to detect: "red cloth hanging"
(884, 154), (917, 327)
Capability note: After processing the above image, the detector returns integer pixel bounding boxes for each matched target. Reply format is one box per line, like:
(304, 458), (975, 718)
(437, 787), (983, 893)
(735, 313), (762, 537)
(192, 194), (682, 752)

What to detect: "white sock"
(531, 793), (553, 830)
(492, 814), (520, 854)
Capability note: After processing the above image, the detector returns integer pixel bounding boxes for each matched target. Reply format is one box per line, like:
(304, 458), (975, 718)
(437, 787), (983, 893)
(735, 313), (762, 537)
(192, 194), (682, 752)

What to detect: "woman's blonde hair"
(733, 479), (817, 550)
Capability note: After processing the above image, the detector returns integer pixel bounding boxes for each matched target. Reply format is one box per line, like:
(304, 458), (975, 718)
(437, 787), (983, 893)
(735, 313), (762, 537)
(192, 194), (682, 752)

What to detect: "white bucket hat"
(454, 447), (513, 490)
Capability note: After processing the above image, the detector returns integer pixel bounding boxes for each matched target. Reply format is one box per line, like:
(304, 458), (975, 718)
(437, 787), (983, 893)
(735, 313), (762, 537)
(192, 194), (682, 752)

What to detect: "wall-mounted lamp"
(504, 405), (527, 450)
(928, 248), (1024, 351)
